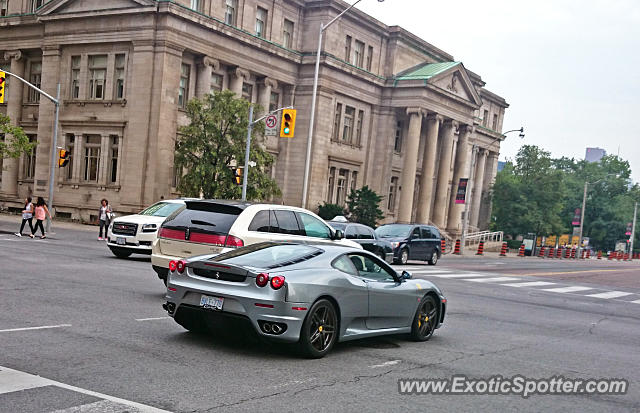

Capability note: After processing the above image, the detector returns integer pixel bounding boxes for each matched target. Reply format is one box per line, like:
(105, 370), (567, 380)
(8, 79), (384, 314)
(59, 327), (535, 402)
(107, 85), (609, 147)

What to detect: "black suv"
(328, 221), (394, 263)
(374, 224), (442, 265)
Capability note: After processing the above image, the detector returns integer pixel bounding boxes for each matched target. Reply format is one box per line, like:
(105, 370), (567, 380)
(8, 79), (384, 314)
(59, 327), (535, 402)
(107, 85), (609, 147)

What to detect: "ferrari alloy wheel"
(428, 252), (438, 266)
(300, 299), (338, 358)
(399, 249), (409, 265)
(410, 295), (438, 341)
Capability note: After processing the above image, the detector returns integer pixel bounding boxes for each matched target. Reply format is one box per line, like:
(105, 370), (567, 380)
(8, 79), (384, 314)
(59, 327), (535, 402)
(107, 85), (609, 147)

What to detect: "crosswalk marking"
(503, 281), (556, 288)
(414, 272), (489, 278)
(541, 286), (594, 293)
(632, 300), (640, 304)
(466, 277), (521, 283)
(585, 291), (634, 299)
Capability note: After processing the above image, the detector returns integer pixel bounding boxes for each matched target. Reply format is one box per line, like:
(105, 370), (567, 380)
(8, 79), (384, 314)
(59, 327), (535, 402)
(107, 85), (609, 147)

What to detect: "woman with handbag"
(15, 197), (34, 237)
(98, 199), (113, 241)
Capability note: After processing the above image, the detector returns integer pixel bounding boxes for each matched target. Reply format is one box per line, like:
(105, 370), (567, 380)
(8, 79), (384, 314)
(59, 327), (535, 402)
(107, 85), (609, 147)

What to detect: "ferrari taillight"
(270, 275), (285, 290)
(168, 260), (177, 272)
(176, 260), (186, 274)
(256, 273), (269, 287)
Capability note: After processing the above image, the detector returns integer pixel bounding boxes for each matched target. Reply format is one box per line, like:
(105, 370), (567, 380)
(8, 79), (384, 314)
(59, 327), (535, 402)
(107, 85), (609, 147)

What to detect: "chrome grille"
(112, 222), (138, 236)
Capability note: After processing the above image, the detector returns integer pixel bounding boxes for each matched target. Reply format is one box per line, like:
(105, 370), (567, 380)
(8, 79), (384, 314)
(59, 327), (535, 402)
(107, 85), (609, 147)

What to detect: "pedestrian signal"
(232, 167), (243, 185)
(58, 149), (70, 167)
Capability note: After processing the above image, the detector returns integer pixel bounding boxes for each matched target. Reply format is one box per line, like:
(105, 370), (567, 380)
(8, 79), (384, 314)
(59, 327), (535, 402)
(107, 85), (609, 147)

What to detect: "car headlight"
(142, 223), (158, 232)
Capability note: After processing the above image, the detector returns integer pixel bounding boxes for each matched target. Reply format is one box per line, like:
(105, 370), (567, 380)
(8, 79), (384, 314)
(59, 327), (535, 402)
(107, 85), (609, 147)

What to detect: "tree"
(0, 114), (35, 159)
(346, 185), (384, 228)
(174, 90), (280, 200)
(317, 202), (346, 221)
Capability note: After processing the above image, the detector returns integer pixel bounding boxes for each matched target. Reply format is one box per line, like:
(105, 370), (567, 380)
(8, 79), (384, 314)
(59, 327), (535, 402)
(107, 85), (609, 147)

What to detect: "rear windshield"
(328, 222), (347, 231)
(211, 242), (323, 270)
(162, 202), (242, 235)
(375, 224), (413, 238)
(139, 202), (184, 217)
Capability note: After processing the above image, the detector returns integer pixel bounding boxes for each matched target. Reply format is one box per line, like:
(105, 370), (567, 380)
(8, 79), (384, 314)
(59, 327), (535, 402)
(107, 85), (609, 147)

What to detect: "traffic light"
(232, 167), (243, 185)
(280, 109), (297, 138)
(58, 149), (70, 167)
(0, 71), (6, 104)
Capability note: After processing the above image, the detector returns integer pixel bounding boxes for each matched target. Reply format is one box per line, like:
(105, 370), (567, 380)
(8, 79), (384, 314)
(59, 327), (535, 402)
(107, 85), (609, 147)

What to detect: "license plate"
(116, 237), (126, 245)
(200, 295), (224, 311)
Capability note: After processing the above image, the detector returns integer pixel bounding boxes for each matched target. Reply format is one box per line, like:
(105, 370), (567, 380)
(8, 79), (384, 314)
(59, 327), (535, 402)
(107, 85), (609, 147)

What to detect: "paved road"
(1, 215), (639, 412)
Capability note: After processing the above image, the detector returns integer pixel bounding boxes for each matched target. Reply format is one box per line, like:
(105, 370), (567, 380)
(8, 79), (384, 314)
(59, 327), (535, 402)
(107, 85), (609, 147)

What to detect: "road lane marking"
(466, 277), (521, 283)
(541, 286), (594, 293)
(421, 273), (490, 278)
(135, 317), (171, 322)
(632, 300), (640, 304)
(503, 281), (556, 288)
(584, 291), (634, 299)
(0, 324), (72, 333)
(0, 366), (171, 412)
(514, 268), (640, 277)
(369, 360), (401, 368)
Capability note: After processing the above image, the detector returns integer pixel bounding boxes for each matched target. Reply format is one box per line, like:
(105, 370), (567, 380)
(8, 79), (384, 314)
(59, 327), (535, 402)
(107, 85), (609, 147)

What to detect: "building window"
(0, 0), (7, 16)
(65, 135), (74, 180)
(353, 40), (364, 67)
(342, 106), (355, 144)
(242, 83), (253, 102)
(336, 169), (348, 206)
(256, 7), (267, 38)
(388, 176), (398, 211)
(23, 135), (37, 179)
(114, 54), (126, 100)
(345, 35), (352, 61)
(109, 135), (119, 183)
(88, 55), (107, 100)
(483, 109), (489, 127)
(71, 56), (80, 99)
(83, 135), (101, 182)
(492, 113), (498, 130)
(333, 103), (342, 142)
(269, 92), (279, 112)
(190, 0), (202, 12)
(30, 0), (43, 12)
(28, 61), (41, 103)
(355, 110), (364, 146)
(225, 0), (237, 25)
(394, 121), (403, 153)
(211, 73), (222, 92)
(327, 167), (336, 203)
(366, 46), (373, 71)
(283, 19), (294, 48)
(178, 63), (190, 108)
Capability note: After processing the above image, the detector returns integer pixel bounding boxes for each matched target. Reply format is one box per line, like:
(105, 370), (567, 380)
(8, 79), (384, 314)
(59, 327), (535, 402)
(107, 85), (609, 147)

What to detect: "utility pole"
(577, 181), (588, 255)
(630, 201), (638, 259)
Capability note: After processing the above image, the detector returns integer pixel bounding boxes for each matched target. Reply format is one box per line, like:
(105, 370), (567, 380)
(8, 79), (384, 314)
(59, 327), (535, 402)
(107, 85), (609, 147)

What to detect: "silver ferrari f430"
(163, 241), (446, 358)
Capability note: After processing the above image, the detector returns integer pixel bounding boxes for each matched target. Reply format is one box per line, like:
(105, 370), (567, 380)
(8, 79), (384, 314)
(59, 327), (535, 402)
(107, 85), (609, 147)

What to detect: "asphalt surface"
(1, 214), (639, 412)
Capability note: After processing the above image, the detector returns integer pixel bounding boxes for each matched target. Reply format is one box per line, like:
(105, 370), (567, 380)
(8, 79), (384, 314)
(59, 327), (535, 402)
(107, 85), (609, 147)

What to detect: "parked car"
(106, 199), (187, 258)
(163, 241), (446, 358)
(375, 223), (443, 265)
(151, 200), (361, 284)
(328, 221), (394, 263)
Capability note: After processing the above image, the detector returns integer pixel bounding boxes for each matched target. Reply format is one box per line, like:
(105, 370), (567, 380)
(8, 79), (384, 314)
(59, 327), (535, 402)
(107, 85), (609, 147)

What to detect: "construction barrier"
(617, 252), (622, 261)
(580, 250), (585, 259)
(476, 241), (485, 256)
(597, 251), (602, 260)
(518, 244), (525, 257)
(564, 248), (570, 259)
(608, 251), (614, 260)
(570, 248), (576, 259)
(556, 248), (562, 259)
(441, 238), (446, 254)
(548, 247), (555, 258)
(586, 250), (591, 259)
(453, 239), (461, 255)
(538, 246), (545, 258)
(624, 253), (629, 261)
(499, 242), (508, 257)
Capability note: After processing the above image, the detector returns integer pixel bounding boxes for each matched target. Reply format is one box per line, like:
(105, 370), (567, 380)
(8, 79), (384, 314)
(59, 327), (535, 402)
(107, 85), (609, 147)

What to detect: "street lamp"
(301, 0), (385, 209)
(577, 174), (617, 256)
(503, 127), (525, 139)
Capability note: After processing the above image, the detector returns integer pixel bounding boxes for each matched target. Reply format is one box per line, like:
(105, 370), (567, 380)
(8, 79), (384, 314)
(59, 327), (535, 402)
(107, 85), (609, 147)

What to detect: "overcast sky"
(357, 0), (640, 183)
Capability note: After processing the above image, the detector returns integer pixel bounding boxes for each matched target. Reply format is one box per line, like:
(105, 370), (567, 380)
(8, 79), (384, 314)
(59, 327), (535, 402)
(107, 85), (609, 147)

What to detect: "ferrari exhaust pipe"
(271, 324), (282, 334)
(262, 323), (272, 333)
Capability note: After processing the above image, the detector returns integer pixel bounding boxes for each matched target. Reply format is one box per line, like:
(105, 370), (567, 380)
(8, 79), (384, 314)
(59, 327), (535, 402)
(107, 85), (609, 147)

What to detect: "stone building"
(0, 0), (508, 235)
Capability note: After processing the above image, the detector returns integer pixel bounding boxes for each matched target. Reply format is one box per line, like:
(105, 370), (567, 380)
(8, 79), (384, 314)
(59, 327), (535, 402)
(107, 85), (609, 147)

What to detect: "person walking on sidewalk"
(98, 199), (112, 241)
(15, 197), (34, 237)
(31, 197), (52, 239)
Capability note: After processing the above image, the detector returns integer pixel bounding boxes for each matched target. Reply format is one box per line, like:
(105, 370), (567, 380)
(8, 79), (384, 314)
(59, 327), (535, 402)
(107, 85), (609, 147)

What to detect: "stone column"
(1, 50), (25, 197)
(98, 134), (111, 187)
(447, 124), (473, 234)
(416, 114), (442, 223)
(397, 108), (423, 223)
(470, 148), (488, 228)
(195, 56), (220, 98)
(72, 132), (83, 182)
(257, 77), (277, 115)
(432, 119), (457, 228)
(478, 151), (499, 230)
(228, 67), (249, 97)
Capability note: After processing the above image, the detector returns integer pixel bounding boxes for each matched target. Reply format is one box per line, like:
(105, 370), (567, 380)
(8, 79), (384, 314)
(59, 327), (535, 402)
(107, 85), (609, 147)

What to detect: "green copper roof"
(395, 62), (460, 81)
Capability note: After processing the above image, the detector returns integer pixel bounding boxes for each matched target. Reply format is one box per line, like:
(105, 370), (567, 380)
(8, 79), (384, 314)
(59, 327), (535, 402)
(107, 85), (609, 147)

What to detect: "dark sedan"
(375, 224), (443, 265)
(328, 221), (394, 263)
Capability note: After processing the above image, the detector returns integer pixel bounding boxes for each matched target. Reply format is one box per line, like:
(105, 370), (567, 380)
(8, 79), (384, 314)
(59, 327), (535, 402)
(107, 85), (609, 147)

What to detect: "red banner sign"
(572, 208), (581, 226)
(455, 178), (469, 204)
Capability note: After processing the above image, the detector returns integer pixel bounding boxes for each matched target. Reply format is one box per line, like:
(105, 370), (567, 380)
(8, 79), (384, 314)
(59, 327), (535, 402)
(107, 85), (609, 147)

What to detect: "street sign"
(265, 114), (278, 136)
(455, 178), (468, 204)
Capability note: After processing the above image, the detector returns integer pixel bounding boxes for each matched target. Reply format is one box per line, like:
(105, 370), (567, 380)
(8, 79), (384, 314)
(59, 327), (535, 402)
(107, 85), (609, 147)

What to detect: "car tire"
(399, 248), (409, 265)
(410, 295), (438, 342)
(428, 251), (438, 266)
(109, 247), (132, 259)
(299, 299), (338, 359)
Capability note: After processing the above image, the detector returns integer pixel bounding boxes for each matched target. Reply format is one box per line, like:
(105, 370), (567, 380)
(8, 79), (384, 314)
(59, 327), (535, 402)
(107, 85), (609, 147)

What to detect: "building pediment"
(393, 62), (483, 107)
(38, 0), (157, 16)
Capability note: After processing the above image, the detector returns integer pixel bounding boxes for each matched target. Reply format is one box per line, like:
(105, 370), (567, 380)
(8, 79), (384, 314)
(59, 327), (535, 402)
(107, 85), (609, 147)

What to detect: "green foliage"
(346, 185), (384, 228)
(174, 90), (280, 200)
(0, 114), (35, 158)
(317, 202), (346, 221)
(492, 145), (639, 251)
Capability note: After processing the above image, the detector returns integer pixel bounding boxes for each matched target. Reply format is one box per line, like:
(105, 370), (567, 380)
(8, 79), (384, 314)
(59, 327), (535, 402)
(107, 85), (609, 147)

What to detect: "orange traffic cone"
(476, 241), (485, 256)
(518, 244), (525, 257)
(499, 242), (508, 257)
(586, 250), (591, 259)
(548, 247), (555, 258)
(597, 251), (602, 260)
(441, 238), (446, 254)
(453, 239), (461, 255)
(538, 246), (545, 258)
(556, 248), (562, 258)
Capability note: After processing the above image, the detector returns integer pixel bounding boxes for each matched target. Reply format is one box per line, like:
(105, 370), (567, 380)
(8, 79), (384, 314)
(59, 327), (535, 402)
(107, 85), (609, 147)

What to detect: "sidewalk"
(0, 212), (96, 234)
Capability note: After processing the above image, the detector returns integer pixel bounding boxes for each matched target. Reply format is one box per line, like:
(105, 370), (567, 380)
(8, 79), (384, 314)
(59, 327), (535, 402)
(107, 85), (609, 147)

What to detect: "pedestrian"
(15, 197), (34, 237)
(98, 198), (112, 241)
(31, 197), (52, 239)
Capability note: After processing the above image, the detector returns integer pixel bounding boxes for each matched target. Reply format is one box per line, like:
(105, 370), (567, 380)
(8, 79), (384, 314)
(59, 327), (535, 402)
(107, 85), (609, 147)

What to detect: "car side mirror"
(401, 270), (412, 280)
(333, 229), (344, 240)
